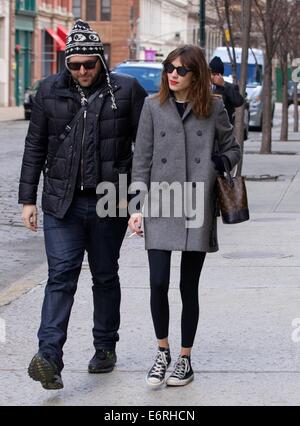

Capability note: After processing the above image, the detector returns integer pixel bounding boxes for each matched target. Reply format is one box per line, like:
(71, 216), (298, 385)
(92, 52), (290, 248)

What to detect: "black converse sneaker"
(166, 355), (194, 386)
(146, 347), (171, 387)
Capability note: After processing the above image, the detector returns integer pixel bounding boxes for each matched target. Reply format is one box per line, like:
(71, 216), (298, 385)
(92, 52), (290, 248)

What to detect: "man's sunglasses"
(164, 63), (192, 77)
(67, 59), (99, 71)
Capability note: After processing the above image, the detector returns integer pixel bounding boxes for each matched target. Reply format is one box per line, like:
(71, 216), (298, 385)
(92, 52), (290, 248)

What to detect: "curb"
(0, 263), (47, 307)
(0, 107), (24, 122)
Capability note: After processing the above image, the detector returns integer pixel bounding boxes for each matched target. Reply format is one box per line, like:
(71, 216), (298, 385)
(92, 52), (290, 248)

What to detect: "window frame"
(86, 0), (97, 21)
(72, 0), (81, 19)
(101, 0), (111, 21)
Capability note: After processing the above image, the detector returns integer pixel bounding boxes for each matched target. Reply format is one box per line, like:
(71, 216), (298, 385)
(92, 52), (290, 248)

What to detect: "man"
(209, 56), (244, 125)
(19, 20), (147, 390)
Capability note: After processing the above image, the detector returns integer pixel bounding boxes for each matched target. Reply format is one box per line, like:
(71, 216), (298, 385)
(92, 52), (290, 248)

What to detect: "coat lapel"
(182, 102), (193, 121)
(168, 96), (193, 121)
(168, 97), (184, 124)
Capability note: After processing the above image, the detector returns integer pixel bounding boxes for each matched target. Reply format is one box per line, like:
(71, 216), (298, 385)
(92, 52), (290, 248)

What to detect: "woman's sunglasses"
(164, 63), (192, 77)
(67, 59), (99, 71)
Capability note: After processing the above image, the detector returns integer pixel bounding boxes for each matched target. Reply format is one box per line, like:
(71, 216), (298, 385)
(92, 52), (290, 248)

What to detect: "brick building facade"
(4, 1), (224, 106)
(73, 0), (139, 68)
(34, 0), (74, 82)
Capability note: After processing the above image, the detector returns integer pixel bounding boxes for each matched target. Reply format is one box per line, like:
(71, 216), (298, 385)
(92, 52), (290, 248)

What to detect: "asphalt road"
(0, 119), (46, 291)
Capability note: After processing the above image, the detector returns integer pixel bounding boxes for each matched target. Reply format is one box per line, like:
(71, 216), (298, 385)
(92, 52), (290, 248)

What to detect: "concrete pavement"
(0, 119), (46, 295)
(0, 107), (24, 122)
(0, 129), (300, 405)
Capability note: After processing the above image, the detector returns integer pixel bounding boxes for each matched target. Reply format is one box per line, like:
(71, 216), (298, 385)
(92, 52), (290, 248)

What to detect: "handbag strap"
(221, 157), (235, 187)
(58, 88), (103, 141)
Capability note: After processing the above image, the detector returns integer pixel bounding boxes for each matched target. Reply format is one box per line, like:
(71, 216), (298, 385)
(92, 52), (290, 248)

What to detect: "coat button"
(160, 131), (166, 137)
(161, 158), (167, 164)
(195, 157), (201, 164)
(197, 130), (203, 136)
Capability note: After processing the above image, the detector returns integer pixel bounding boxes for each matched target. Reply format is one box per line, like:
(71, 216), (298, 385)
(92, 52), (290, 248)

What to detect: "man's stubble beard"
(76, 69), (102, 88)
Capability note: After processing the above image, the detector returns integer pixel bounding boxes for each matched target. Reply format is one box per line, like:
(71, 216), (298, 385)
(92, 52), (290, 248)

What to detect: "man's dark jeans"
(37, 193), (128, 372)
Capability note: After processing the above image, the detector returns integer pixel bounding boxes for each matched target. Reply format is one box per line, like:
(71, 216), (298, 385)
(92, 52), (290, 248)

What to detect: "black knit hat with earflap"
(209, 56), (225, 75)
(65, 20), (117, 110)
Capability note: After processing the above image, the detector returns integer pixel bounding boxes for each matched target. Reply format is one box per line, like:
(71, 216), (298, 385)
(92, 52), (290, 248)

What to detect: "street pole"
(199, 0), (206, 50)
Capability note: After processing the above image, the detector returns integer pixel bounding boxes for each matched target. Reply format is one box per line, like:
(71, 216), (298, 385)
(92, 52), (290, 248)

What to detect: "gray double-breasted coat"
(131, 95), (241, 252)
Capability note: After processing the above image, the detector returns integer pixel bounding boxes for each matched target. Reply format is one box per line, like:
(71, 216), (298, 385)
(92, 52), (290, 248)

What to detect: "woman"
(128, 45), (241, 387)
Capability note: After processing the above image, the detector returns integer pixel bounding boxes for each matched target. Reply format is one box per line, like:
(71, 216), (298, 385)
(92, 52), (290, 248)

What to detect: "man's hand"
(22, 204), (38, 232)
(128, 213), (143, 237)
(211, 73), (225, 87)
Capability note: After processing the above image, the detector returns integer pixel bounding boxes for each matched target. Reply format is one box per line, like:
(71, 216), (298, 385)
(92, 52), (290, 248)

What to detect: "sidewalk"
(0, 107), (24, 122)
(0, 138), (300, 406)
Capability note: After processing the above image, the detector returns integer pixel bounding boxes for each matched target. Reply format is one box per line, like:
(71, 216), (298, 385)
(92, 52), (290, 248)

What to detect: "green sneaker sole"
(28, 354), (64, 390)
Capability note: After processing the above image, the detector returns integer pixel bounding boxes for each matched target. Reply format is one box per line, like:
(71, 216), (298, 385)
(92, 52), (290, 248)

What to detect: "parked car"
(112, 60), (163, 95)
(288, 81), (300, 106)
(23, 79), (43, 120)
(248, 84), (276, 131)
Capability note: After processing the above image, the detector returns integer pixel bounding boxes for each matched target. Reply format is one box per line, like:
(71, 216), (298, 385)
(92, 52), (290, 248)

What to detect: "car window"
(223, 63), (263, 85)
(114, 66), (162, 94)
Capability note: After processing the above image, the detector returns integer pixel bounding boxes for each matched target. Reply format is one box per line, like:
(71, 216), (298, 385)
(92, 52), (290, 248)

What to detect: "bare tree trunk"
(260, 58), (273, 154)
(280, 49), (289, 141)
(294, 83), (299, 132)
(235, 0), (252, 176)
(260, 0), (273, 154)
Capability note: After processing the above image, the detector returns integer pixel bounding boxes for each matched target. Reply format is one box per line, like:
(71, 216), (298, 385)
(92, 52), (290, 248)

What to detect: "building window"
(16, 0), (25, 10)
(16, 0), (35, 12)
(42, 30), (54, 78)
(101, 0), (111, 21)
(73, 0), (81, 19)
(86, 0), (97, 21)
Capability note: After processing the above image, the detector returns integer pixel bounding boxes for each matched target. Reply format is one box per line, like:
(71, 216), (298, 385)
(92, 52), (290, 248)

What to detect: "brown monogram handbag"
(216, 163), (250, 224)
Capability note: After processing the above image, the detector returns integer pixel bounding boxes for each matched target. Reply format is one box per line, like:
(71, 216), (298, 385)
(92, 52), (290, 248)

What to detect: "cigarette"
(128, 232), (137, 238)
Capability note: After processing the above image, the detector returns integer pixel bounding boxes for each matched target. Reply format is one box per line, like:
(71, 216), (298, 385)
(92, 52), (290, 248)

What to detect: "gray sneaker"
(166, 355), (194, 387)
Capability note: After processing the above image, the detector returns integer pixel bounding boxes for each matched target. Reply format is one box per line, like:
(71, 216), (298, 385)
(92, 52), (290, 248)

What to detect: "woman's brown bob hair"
(158, 44), (213, 118)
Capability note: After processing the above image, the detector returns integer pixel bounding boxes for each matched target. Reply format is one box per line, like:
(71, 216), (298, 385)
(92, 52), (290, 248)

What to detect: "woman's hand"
(128, 213), (144, 237)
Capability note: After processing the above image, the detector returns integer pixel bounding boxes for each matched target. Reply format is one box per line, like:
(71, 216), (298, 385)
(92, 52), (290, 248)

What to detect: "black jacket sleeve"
(223, 82), (244, 108)
(18, 84), (48, 204)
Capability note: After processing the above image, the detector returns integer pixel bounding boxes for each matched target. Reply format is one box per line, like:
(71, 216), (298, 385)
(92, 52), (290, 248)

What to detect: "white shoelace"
(149, 351), (169, 378)
(171, 356), (190, 379)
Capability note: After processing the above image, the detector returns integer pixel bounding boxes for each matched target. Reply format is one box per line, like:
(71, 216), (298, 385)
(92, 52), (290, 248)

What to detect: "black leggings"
(148, 250), (206, 348)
